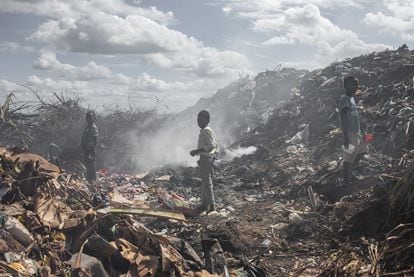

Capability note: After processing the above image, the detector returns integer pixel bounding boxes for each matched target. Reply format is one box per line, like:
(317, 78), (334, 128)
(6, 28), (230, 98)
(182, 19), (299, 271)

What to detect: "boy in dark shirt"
(81, 111), (98, 184)
(339, 76), (368, 183)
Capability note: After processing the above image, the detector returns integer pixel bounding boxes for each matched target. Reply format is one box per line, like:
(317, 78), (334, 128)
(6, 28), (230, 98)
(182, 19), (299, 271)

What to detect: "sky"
(0, 0), (412, 113)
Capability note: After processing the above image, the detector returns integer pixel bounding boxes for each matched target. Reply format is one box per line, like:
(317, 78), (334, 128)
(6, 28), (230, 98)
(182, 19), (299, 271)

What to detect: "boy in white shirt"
(190, 110), (219, 212)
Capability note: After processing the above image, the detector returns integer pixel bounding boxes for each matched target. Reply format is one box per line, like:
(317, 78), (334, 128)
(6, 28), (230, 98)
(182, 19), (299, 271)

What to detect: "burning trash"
(0, 46), (414, 276)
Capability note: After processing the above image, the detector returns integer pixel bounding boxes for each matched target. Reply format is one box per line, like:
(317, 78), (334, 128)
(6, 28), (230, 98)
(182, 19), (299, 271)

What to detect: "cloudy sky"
(0, 0), (412, 112)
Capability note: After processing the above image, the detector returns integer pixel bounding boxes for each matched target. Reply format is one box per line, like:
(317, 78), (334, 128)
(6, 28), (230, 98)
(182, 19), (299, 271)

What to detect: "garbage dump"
(0, 146), (269, 276)
(225, 46), (414, 275)
(0, 46), (414, 276)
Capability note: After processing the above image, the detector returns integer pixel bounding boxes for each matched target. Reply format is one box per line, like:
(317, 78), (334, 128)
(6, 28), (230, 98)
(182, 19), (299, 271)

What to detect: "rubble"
(225, 47), (414, 274)
(0, 146), (269, 276)
(1, 46), (414, 275)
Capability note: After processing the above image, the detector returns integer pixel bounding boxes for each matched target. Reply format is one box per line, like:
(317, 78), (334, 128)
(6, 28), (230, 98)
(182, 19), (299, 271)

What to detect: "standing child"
(190, 110), (219, 212)
(339, 76), (368, 183)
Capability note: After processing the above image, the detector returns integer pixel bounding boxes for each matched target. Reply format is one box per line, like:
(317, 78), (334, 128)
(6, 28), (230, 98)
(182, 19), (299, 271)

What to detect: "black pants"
(84, 151), (96, 183)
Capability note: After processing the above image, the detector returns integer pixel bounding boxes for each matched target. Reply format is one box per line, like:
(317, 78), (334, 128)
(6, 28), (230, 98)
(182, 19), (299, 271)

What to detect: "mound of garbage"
(216, 45), (414, 275)
(0, 146), (271, 276)
(1, 45), (414, 276)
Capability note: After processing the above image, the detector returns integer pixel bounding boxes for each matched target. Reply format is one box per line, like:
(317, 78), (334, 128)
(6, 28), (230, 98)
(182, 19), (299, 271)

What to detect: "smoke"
(126, 116), (199, 170)
(118, 80), (247, 170)
(123, 117), (258, 170)
(222, 146), (257, 161)
(123, 110), (238, 170)
(115, 69), (300, 171)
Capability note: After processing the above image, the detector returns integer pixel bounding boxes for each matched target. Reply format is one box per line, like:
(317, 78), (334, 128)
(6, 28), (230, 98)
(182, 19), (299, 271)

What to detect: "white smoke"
(125, 116), (199, 170)
(222, 146), (257, 161)
(117, 70), (295, 170)
(121, 115), (255, 170)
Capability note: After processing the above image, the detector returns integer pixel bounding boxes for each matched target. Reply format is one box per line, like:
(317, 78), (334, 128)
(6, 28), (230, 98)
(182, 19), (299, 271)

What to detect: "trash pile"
(221, 45), (414, 274)
(1, 45), (414, 275)
(233, 46), (414, 192)
(179, 67), (308, 143)
(0, 146), (271, 276)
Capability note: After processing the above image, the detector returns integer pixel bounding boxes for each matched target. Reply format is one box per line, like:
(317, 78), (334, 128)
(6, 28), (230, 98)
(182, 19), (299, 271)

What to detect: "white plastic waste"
(286, 124), (310, 144)
(259, 239), (272, 248)
(289, 212), (305, 225)
(342, 144), (355, 155)
(5, 216), (34, 247)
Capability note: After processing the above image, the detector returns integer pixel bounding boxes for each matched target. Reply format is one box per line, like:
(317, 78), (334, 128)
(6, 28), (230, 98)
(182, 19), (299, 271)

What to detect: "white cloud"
(0, 0), (175, 24)
(27, 75), (89, 92)
(31, 49), (226, 94)
(222, 6), (232, 15)
(0, 79), (20, 92)
(29, 14), (173, 54)
(0, 41), (35, 53)
(127, 73), (191, 92)
(0, 0), (250, 79)
(249, 4), (389, 66)
(363, 0), (414, 41)
(211, 0), (366, 19)
(21, 50), (231, 112)
(118, 73), (220, 94)
(253, 4), (358, 46)
(0, 80), (35, 105)
(27, 8), (248, 78)
(208, 0), (390, 68)
(145, 74), (190, 91)
(1, 0), (250, 101)
(143, 48), (248, 78)
(33, 49), (112, 81)
(0, 78), (79, 104)
(29, 13), (183, 54)
(14, 73), (223, 112)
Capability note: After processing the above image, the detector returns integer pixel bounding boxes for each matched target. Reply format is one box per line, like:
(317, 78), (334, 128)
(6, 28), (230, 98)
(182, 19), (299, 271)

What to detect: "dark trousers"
(84, 151), (96, 183)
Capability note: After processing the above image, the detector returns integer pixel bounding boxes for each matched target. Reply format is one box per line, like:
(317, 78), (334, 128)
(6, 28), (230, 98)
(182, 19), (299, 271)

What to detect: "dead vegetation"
(1, 92), (167, 172)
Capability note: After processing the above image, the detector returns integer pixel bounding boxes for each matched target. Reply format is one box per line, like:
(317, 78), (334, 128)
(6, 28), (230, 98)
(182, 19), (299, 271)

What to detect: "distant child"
(339, 76), (368, 183)
(81, 111), (98, 184)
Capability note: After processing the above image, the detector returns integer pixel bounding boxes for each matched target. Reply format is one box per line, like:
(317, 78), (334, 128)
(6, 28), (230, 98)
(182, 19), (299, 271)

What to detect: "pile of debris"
(173, 67), (308, 147)
(2, 45), (414, 275)
(220, 46), (414, 274)
(0, 146), (270, 276)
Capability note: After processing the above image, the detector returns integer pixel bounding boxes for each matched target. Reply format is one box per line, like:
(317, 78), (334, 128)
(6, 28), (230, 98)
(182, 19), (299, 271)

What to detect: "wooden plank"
(98, 207), (186, 221)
